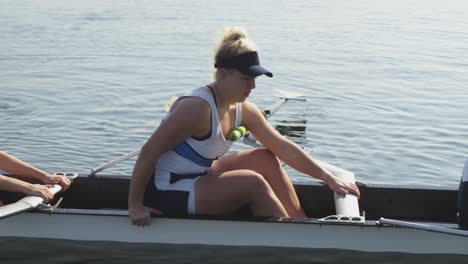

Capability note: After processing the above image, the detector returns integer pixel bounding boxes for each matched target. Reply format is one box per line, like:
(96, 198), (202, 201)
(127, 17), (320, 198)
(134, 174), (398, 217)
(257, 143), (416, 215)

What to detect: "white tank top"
(156, 87), (242, 174)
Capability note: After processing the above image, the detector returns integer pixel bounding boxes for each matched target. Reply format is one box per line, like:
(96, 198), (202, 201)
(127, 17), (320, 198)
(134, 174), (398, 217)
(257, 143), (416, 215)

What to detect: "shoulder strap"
(187, 88), (219, 138)
(186, 88), (217, 110)
(188, 88), (241, 129)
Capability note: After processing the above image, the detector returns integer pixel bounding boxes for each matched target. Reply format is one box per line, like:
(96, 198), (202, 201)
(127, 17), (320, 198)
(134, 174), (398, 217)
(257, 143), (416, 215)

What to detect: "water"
(1, 238), (467, 264)
(1, 0), (467, 187)
(1, 0), (468, 262)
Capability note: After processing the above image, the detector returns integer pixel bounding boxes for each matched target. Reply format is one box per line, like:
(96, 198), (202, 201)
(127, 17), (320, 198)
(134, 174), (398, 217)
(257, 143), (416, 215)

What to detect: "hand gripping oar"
(89, 89), (306, 176)
(0, 184), (62, 219)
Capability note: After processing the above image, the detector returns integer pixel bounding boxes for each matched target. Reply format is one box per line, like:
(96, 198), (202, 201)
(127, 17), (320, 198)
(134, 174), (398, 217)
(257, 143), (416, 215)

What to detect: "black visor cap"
(215, 51), (273, 77)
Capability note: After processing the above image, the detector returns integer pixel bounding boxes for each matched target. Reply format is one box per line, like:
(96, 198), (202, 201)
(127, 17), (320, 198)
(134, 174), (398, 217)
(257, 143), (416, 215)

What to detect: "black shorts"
(143, 180), (190, 217)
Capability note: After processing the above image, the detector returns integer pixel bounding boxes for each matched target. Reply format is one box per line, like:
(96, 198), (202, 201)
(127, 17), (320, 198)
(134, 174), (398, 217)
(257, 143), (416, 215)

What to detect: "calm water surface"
(1, 0), (468, 262)
(1, 0), (467, 186)
(1, 238), (468, 264)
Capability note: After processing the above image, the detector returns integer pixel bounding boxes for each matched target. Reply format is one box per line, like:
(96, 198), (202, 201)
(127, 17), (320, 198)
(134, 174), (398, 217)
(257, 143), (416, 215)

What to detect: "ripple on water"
(0, 96), (37, 121)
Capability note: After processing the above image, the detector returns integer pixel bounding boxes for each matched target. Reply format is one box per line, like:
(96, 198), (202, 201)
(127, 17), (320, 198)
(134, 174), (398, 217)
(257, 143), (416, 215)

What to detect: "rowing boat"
(1, 172), (467, 255)
(1, 90), (467, 254)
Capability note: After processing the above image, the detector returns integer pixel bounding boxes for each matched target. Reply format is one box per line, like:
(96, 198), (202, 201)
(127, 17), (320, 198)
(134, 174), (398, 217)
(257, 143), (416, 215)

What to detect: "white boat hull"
(1, 210), (467, 255)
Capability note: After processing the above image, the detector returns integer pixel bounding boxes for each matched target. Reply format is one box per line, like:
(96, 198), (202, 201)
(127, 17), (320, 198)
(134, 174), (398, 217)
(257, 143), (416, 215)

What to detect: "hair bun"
(222, 27), (248, 43)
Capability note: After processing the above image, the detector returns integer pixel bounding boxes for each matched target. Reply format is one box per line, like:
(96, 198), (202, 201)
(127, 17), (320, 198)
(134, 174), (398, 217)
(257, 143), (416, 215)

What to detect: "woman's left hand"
(327, 177), (360, 198)
(41, 174), (71, 191)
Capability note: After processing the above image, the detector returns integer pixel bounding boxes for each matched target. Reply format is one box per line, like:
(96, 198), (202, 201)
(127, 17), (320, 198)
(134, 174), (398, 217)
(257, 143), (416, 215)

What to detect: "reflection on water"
(1, 237), (466, 264)
(275, 119), (307, 138)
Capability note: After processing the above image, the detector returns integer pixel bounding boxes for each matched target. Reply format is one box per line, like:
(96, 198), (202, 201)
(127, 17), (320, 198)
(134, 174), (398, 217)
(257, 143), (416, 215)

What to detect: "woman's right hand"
(129, 204), (162, 227)
(25, 184), (54, 203)
(326, 176), (361, 198)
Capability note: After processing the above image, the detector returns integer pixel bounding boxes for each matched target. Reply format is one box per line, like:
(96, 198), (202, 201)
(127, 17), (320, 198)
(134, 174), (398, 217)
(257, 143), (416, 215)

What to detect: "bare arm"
(0, 175), (54, 203)
(0, 151), (49, 181)
(0, 174), (35, 193)
(243, 101), (360, 197)
(0, 151), (70, 191)
(128, 98), (210, 226)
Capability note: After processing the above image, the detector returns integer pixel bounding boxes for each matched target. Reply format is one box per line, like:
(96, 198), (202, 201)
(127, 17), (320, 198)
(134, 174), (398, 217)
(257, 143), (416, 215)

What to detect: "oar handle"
(263, 98), (286, 118)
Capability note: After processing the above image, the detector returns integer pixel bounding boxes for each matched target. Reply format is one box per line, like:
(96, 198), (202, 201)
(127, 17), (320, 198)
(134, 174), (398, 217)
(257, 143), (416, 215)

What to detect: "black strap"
(206, 85), (218, 107)
(170, 171), (207, 184)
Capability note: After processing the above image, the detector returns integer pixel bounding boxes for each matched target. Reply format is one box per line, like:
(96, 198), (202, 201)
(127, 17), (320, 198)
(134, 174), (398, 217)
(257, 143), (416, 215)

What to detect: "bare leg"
(210, 148), (306, 217)
(195, 169), (288, 217)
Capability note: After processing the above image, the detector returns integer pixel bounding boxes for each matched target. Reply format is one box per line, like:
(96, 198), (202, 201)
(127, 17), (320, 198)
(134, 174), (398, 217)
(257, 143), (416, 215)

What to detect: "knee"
(251, 148), (281, 168)
(244, 170), (272, 193)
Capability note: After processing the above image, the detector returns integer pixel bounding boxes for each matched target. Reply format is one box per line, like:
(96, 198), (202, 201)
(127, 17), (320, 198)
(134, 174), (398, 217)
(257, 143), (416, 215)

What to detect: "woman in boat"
(129, 27), (360, 226)
(0, 151), (70, 206)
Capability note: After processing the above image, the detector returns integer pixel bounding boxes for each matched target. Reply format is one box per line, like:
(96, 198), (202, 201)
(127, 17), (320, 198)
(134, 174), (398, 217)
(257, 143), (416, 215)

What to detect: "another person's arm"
(0, 174), (54, 203)
(243, 101), (360, 197)
(0, 151), (70, 191)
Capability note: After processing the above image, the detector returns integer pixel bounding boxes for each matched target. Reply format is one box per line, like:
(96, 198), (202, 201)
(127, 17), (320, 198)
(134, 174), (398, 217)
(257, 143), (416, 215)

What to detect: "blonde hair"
(213, 27), (257, 78)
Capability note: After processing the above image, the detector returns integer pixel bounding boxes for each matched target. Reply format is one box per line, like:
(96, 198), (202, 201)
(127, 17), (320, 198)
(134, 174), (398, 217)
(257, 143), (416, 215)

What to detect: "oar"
(378, 218), (468, 237)
(263, 89), (307, 118)
(243, 89), (306, 144)
(0, 184), (62, 219)
(90, 148), (140, 176)
(89, 89), (305, 176)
